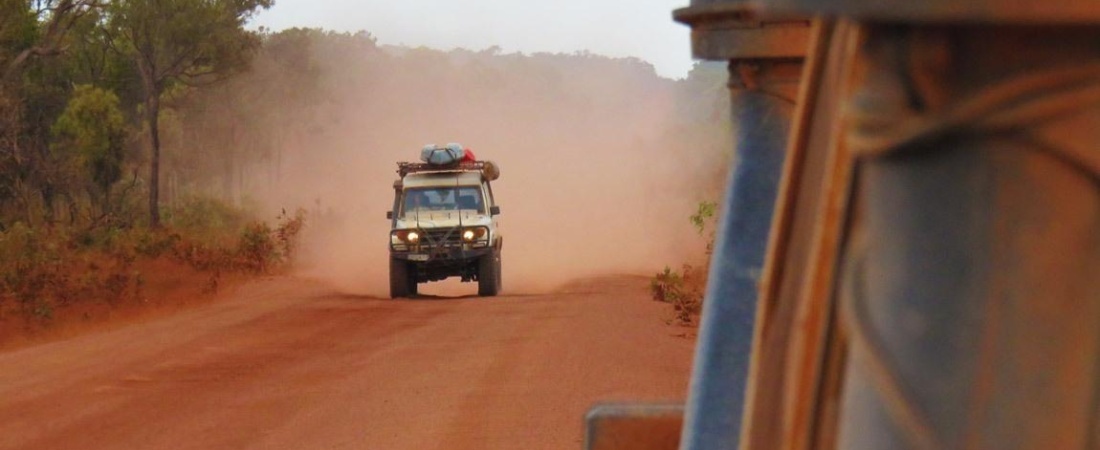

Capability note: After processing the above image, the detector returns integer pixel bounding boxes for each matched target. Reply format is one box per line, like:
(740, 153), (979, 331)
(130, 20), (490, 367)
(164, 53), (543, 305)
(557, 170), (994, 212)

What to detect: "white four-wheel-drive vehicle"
(386, 146), (502, 298)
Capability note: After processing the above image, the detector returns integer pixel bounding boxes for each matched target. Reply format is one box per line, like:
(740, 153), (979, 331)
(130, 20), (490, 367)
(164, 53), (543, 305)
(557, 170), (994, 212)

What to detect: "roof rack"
(397, 161), (488, 178)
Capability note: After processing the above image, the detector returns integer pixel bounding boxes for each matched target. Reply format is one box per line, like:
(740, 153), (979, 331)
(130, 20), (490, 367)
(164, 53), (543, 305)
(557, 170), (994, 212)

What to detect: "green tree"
(4, 1), (102, 80)
(1, 1), (112, 225)
(0, 1), (36, 69)
(105, 0), (272, 226)
(51, 84), (126, 215)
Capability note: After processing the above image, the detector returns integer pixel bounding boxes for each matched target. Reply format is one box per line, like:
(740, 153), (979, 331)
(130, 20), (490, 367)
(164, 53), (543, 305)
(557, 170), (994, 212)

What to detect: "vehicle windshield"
(402, 186), (483, 216)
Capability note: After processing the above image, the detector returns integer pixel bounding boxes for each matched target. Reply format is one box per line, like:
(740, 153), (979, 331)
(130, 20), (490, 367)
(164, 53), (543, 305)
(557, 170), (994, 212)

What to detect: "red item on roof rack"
(462, 148), (477, 162)
(396, 160), (500, 181)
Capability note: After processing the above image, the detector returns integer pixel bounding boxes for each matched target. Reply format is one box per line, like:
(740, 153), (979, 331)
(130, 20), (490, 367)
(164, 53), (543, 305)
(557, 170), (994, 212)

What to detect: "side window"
(483, 181), (495, 207)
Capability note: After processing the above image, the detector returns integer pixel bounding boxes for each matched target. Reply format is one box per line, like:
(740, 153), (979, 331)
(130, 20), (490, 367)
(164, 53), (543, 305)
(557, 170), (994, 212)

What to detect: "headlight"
(461, 227), (488, 242)
(393, 230), (421, 244)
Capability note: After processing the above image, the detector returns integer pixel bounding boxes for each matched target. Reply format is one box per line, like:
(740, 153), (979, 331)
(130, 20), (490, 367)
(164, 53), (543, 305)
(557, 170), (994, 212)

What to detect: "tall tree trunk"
(103, 183), (112, 217)
(223, 123), (237, 201)
(141, 72), (162, 227)
(41, 183), (56, 225)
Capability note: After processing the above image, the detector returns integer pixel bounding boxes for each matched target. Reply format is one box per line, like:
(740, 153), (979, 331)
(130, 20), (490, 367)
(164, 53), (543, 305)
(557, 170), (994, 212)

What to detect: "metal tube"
(673, 4), (810, 449)
(679, 61), (800, 450)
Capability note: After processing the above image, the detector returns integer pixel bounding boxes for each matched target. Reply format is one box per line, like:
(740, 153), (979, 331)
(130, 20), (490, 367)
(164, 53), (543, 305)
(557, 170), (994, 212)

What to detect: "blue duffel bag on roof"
(421, 143), (466, 165)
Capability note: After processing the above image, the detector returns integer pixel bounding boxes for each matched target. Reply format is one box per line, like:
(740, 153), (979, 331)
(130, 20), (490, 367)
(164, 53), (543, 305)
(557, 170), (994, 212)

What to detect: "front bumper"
(390, 245), (493, 263)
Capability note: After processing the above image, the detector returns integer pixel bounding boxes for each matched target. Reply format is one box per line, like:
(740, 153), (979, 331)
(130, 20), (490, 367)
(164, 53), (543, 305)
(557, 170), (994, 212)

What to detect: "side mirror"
(490, 206), (501, 216)
(386, 211), (394, 220)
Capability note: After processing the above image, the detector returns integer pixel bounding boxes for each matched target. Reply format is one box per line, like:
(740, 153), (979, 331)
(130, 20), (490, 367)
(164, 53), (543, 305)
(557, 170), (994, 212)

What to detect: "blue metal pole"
(673, 5), (810, 448)
(680, 77), (796, 450)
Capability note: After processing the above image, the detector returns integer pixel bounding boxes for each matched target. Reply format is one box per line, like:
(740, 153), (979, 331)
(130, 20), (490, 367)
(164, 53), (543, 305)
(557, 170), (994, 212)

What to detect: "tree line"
(1, 0), (731, 232)
(1, 0), (270, 228)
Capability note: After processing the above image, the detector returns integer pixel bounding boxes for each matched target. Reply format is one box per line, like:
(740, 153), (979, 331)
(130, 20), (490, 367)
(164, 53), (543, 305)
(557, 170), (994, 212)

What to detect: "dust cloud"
(236, 43), (728, 297)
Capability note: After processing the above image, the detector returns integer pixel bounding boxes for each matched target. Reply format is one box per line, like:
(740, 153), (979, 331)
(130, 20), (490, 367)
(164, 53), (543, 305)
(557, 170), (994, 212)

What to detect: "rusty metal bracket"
(674, 2), (811, 61)
(584, 404), (684, 450)
(760, 0), (1100, 23)
(737, 1), (1100, 449)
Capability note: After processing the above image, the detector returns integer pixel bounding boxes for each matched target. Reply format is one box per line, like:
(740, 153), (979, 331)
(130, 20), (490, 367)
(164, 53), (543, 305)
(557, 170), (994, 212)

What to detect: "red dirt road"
(0, 276), (693, 449)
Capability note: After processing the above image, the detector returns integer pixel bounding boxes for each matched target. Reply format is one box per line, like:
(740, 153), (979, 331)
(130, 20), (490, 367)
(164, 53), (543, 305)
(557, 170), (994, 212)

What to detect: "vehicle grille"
(422, 228), (463, 247)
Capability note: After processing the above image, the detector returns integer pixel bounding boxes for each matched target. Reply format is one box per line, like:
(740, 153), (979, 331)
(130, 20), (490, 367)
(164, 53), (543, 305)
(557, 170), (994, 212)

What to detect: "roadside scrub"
(0, 197), (306, 336)
(650, 201), (717, 326)
(650, 264), (707, 326)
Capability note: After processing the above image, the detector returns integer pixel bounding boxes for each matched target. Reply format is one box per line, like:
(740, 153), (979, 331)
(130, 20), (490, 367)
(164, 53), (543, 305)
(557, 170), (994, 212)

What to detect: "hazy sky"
(250, 0), (697, 79)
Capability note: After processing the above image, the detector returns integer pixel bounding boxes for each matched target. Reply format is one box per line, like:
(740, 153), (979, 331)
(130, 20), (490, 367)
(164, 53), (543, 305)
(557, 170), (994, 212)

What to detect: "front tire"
(390, 258), (416, 299)
(477, 251), (501, 297)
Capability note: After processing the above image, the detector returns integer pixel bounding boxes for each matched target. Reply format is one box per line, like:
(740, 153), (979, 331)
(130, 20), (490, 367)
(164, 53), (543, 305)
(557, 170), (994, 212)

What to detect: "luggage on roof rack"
(397, 160), (501, 181)
(421, 143), (466, 165)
